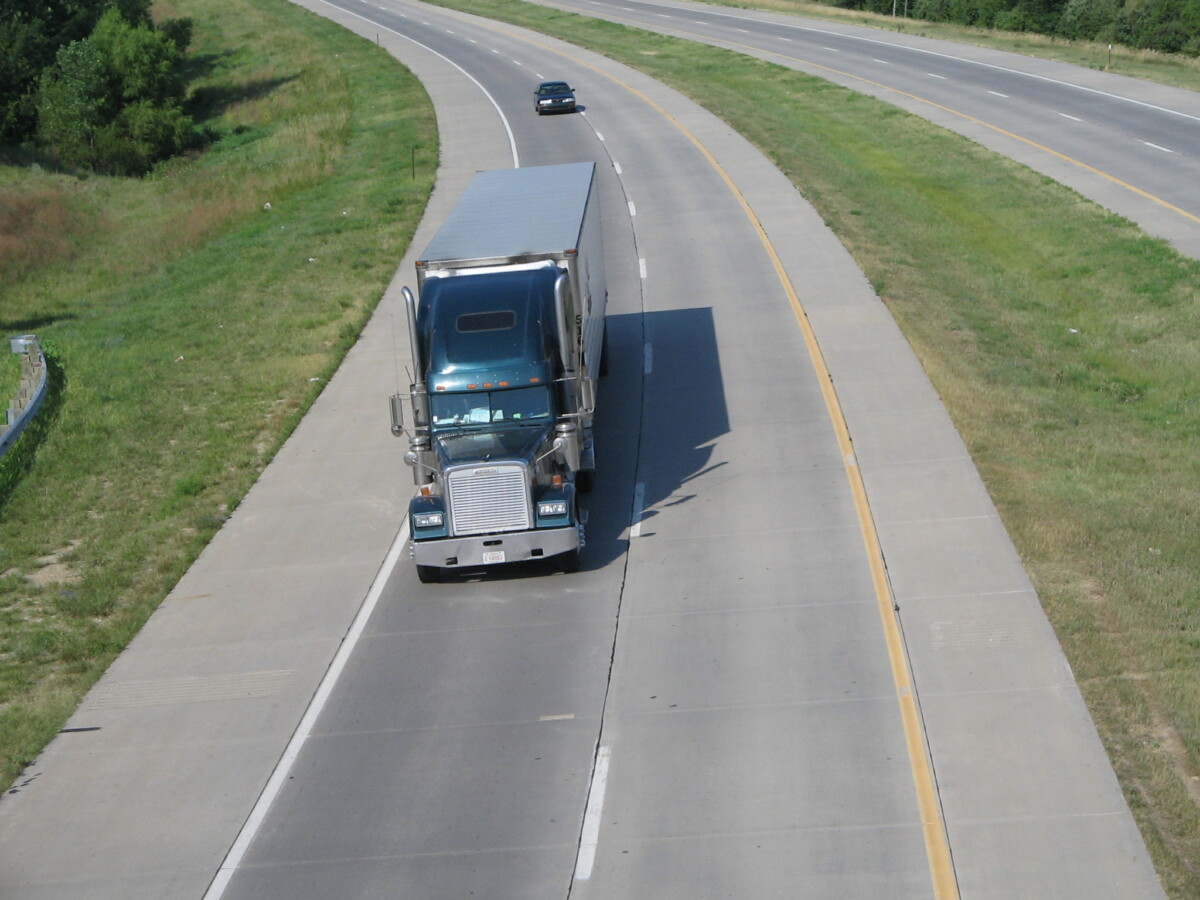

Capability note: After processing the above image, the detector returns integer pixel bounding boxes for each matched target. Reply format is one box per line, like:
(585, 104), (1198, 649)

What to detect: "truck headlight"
(538, 500), (568, 518)
(414, 512), (444, 529)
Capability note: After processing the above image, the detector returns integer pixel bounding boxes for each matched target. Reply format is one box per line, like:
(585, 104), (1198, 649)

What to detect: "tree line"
(836, 0), (1200, 55)
(1, 0), (198, 175)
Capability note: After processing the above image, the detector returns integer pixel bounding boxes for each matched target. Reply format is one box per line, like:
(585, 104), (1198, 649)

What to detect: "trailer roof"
(419, 162), (595, 265)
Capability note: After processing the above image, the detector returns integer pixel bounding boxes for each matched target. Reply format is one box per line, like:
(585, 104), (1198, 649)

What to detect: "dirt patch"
(26, 544), (81, 588)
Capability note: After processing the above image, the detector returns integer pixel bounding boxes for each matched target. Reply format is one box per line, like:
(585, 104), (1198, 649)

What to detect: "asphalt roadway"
(0, 2), (1171, 898)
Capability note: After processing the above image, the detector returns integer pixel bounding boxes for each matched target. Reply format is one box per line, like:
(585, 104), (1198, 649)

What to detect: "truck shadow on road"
(581, 306), (728, 569)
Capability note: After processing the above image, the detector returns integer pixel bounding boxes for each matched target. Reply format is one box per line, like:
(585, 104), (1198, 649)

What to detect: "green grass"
(427, 0), (1200, 892)
(0, 0), (435, 782)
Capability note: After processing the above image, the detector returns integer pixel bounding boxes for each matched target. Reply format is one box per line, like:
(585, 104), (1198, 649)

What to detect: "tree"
(0, 0), (111, 143)
(35, 6), (196, 174)
(35, 38), (108, 168)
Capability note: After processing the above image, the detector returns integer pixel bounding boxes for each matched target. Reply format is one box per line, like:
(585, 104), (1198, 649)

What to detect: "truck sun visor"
(458, 311), (516, 333)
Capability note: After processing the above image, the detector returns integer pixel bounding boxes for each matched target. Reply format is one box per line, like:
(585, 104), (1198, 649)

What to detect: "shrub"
(34, 8), (197, 175)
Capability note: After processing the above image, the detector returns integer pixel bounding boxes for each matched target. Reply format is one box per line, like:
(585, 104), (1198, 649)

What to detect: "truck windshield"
(430, 385), (552, 430)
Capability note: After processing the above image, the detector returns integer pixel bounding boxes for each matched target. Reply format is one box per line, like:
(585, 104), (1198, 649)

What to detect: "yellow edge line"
(463, 14), (960, 897)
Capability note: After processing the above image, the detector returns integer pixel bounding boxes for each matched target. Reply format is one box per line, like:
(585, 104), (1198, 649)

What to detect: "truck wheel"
(416, 564), (441, 584)
(599, 329), (610, 377)
(559, 549), (581, 574)
(575, 470), (594, 493)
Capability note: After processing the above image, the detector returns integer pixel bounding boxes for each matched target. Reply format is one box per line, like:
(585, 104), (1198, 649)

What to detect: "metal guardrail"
(0, 335), (49, 460)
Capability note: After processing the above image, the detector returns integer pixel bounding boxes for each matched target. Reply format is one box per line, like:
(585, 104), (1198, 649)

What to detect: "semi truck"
(390, 162), (607, 583)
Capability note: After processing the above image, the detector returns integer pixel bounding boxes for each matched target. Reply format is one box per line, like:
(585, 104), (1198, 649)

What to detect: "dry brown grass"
(0, 187), (95, 285)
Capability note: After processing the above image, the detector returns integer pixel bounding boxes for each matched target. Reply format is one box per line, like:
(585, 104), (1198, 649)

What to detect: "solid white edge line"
(203, 522), (411, 899)
(574, 745), (612, 881)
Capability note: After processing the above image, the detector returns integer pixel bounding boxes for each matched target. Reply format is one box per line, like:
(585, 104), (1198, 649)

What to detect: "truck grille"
(447, 464), (530, 535)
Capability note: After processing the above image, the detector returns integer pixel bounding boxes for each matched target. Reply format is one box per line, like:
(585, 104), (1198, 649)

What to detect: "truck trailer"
(391, 162), (607, 583)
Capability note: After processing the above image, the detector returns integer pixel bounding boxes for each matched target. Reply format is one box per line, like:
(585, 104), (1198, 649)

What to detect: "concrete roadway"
(0, 1), (1166, 898)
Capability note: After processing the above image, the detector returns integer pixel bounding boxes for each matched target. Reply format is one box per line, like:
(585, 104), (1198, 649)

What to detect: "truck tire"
(559, 548), (581, 574)
(416, 564), (441, 584)
(575, 470), (594, 493)
(599, 329), (610, 377)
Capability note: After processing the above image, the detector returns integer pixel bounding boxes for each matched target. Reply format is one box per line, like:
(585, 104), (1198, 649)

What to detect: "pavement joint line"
(216, 839), (586, 868)
(862, 453), (975, 467)
(620, 693), (908, 715)
(948, 810), (1131, 825)
(896, 588), (1034, 603)
(202, 522), (410, 899)
(875, 513), (1001, 526)
(622, 597), (879, 619)
(359, 616), (619, 638)
(922, 684), (1082, 700)
(563, 818), (928, 842)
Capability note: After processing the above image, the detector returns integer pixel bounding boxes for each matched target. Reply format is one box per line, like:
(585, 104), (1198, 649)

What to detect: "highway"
(0, 1), (1172, 898)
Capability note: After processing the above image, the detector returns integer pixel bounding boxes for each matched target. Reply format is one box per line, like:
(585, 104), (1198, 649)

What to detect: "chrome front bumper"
(410, 525), (580, 569)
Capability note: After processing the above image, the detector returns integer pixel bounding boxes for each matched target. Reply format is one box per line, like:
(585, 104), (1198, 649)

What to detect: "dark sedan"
(534, 81), (576, 115)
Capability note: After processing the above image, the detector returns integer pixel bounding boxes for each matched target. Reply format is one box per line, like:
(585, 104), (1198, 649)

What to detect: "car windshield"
(538, 82), (570, 96)
(430, 385), (552, 430)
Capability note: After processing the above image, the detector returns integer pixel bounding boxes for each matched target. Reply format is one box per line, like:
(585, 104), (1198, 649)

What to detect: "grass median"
(429, 0), (1200, 892)
(0, 0), (435, 787)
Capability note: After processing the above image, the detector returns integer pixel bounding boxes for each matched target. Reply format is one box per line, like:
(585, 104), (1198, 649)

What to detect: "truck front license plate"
(483, 551), (506, 564)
